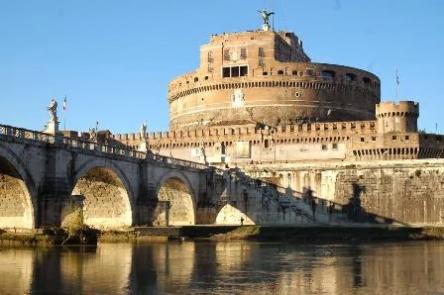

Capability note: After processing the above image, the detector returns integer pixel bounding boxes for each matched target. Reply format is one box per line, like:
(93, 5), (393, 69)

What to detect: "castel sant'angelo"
(99, 12), (444, 225)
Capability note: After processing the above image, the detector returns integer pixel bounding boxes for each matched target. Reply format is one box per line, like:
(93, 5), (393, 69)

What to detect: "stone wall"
(242, 160), (444, 226)
(333, 166), (444, 225)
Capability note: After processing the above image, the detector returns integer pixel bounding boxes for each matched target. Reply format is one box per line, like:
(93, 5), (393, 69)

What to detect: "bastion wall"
(243, 160), (444, 226)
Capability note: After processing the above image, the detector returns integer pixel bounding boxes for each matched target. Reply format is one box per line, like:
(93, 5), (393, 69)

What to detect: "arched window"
(362, 77), (371, 84)
(321, 70), (336, 80)
(345, 73), (357, 82)
(305, 69), (314, 76)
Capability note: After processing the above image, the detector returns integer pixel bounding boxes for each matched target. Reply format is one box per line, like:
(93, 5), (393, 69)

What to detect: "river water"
(0, 241), (443, 294)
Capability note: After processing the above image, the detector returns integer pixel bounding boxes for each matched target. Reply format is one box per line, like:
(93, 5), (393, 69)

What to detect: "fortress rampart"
(111, 116), (444, 165)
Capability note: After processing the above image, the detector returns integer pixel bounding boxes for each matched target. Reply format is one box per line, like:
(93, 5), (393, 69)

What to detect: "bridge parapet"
(149, 153), (209, 170)
(0, 124), (215, 171)
(0, 124), (146, 159)
(0, 124), (56, 143)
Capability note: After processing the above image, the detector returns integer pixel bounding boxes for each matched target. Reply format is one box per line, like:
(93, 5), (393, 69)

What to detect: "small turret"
(376, 101), (419, 133)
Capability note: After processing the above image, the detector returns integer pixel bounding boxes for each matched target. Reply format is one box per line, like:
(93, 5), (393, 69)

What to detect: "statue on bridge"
(43, 98), (59, 135)
(138, 122), (149, 153)
(140, 122), (147, 140)
(48, 98), (58, 121)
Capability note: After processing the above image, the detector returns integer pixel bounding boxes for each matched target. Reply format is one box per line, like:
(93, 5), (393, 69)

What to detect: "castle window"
(321, 70), (336, 80)
(264, 139), (269, 148)
(372, 136), (376, 141)
(305, 69), (314, 76)
(231, 66), (240, 77)
(222, 66), (248, 78)
(207, 51), (213, 62)
(194, 77), (199, 82)
(240, 66), (248, 76)
(361, 137), (365, 142)
(277, 70), (284, 75)
(292, 70), (298, 75)
(263, 71), (268, 76)
(321, 144), (328, 151)
(392, 135), (397, 140)
(204, 76), (209, 80)
(363, 77), (371, 84)
(332, 143), (338, 150)
(240, 48), (247, 59)
(223, 67), (230, 78)
(345, 73), (357, 82)
(223, 49), (230, 61)
(258, 47), (265, 57)
(405, 135), (410, 140)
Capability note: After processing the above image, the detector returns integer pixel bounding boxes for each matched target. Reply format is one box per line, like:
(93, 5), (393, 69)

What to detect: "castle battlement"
(376, 101), (419, 117)
(112, 119), (379, 143)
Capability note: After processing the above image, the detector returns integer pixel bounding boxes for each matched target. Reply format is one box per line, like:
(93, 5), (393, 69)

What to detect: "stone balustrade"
(0, 124), (209, 170)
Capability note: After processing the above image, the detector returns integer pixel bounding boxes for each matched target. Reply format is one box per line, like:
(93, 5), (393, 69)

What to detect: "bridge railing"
(0, 124), (211, 169)
(0, 124), (57, 143)
(0, 124), (146, 159)
(61, 137), (148, 159)
(149, 153), (209, 170)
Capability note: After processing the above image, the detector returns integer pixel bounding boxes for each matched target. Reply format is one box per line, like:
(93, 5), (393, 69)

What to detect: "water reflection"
(0, 248), (33, 294)
(0, 241), (443, 294)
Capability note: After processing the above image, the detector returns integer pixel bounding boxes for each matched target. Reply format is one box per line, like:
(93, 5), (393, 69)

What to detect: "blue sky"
(1, 0), (443, 133)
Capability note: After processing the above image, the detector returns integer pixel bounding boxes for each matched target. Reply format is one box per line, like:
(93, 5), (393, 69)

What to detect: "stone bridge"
(0, 124), (219, 230)
(0, 124), (317, 231)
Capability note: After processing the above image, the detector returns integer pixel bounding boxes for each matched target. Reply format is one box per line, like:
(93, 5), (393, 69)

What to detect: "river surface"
(0, 241), (444, 294)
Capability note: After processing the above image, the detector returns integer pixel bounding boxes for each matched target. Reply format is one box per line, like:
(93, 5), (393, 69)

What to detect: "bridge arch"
(155, 171), (196, 226)
(0, 146), (36, 229)
(215, 204), (255, 225)
(72, 161), (134, 229)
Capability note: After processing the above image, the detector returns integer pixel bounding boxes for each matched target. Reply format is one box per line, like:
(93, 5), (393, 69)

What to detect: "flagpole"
(395, 68), (400, 100)
(63, 96), (67, 130)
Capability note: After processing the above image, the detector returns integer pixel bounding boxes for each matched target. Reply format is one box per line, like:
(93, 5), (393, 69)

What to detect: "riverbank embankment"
(2, 225), (444, 246)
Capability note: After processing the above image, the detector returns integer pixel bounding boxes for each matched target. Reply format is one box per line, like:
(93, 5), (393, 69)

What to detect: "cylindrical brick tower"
(168, 28), (381, 130)
(376, 101), (419, 133)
